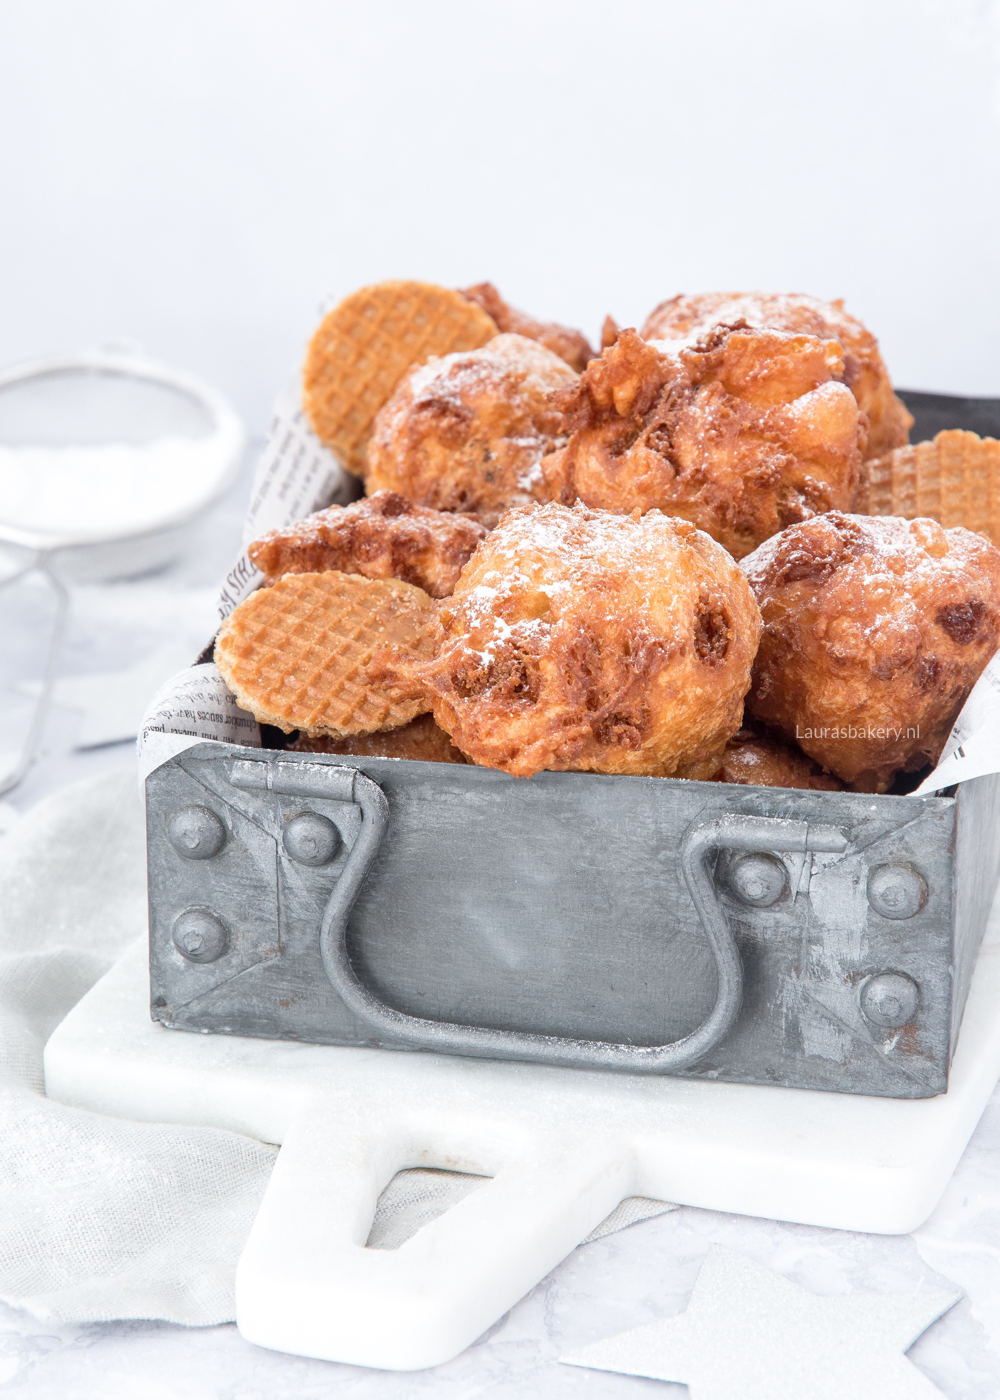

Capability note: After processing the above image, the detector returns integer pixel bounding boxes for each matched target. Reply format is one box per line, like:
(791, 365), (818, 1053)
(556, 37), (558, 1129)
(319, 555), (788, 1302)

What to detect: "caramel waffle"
(215, 571), (436, 737)
(857, 429), (1000, 545)
(302, 281), (497, 474)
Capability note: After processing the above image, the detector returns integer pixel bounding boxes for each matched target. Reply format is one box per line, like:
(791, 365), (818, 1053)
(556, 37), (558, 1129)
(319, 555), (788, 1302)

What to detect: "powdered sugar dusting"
(425, 499), (762, 779)
(367, 334), (577, 527)
(453, 501), (736, 638)
(405, 334), (575, 408)
(644, 292), (864, 346)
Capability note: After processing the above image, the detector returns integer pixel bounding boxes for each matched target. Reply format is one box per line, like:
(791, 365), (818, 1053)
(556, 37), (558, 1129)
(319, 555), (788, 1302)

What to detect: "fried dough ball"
(403, 501), (761, 779)
(711, 725), (844, 790)
(247, 490), (485, 599)
(459, 282), (595, 372)
(742, 512), (1000, 792)
(540, 325), (863, 559)
(289, 713), (469, 763)
(364, 333), (577, 527)
(641, 292), (912, 459)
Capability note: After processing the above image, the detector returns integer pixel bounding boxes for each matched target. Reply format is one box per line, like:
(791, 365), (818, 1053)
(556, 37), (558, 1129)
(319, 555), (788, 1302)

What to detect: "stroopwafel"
(302, 280), (497, 474)
(857, 429), (1000, 545)
(215, 571), (436, 737)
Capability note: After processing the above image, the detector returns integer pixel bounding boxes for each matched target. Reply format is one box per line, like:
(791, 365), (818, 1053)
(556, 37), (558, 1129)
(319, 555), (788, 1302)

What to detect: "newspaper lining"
(141, 662), (260, 746)
(915, 652), (1000, 794)
(216, 377), (357, 622)
(138, 373), (357, 779)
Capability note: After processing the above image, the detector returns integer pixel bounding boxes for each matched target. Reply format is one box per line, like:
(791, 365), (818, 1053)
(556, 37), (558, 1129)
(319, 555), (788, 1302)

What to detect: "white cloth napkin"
(0, 770), (277, 1325)
(0, 770), (671, 1327)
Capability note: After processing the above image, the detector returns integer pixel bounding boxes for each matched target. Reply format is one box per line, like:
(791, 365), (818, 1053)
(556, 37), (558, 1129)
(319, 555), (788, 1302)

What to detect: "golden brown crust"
(540, 325), (863, 559)
(711, 725), (844, 790)
(302, 281), (497, 474)
(856, 430), (1000, 548)
(396, 501), (761, 779)
(247, 490), (486, 599)
(289, 712), (468, 763)
(741, 512), (1000, 791)
(459, 282), (594, 372)
(214, 571), (437, 737)
(365, 333), (577, 528)
(641, 291), (912, 459)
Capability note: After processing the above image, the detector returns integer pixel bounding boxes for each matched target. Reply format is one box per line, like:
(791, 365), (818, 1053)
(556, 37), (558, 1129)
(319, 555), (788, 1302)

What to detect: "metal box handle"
(285, 764), (847, 1075)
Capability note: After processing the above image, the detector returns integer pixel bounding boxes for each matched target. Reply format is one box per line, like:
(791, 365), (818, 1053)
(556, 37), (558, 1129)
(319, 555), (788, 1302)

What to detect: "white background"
(1, 0), (998, 435)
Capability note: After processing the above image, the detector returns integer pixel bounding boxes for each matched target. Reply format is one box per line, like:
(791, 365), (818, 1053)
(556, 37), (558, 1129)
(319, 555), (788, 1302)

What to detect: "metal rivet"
(167, 805), (226, 860)
(867, 864), (927, 920)
(172, 908), (229, 963)
(283, 812), (340, 867)
(728, 852), (787, 908)
(860, 971), (919, 1029)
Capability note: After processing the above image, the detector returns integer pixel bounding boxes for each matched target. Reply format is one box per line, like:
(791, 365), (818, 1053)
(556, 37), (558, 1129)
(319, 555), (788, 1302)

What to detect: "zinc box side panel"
(951, 772), (1000, 1056)
(675, 788), (956, 1098)
(147, 746), (962, 1097)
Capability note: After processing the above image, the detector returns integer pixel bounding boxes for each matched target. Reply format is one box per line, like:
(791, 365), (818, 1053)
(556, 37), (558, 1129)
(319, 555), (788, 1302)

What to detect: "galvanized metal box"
(146, 741), (1000, 1099)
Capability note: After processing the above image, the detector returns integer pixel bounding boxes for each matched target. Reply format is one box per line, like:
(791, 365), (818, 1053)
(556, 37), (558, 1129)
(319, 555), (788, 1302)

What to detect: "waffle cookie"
(857, 429), (1000, 546)
(215, 571), (436, 737)
(302, 281), (498, 475)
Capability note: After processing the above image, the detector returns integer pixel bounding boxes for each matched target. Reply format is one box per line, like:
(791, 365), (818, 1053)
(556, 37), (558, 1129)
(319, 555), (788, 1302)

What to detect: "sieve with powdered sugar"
(0, 347), (244, 794)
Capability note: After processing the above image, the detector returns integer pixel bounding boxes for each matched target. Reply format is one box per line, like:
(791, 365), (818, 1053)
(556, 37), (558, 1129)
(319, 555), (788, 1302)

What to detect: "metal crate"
(146, 742), (1000, 1099)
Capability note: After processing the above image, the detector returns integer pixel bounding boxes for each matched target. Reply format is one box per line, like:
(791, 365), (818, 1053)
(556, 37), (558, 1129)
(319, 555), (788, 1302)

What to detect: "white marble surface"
(561, 1245), (962, 1398)
(3, 457), (1000, 1396)
(42, 917), (1000, 1372)
(1, 1110), (1000, 1400)
(6, 857), (1000, 1396)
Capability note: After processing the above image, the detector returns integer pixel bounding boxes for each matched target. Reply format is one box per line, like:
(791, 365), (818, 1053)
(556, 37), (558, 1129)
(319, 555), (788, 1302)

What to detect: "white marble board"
(43, 895), (1000, 1372)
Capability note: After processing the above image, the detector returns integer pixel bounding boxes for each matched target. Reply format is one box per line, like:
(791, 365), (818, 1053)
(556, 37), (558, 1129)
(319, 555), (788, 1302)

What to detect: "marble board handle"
(234, 1100), (637, 1369)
